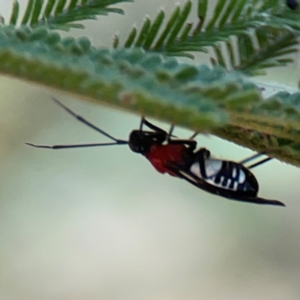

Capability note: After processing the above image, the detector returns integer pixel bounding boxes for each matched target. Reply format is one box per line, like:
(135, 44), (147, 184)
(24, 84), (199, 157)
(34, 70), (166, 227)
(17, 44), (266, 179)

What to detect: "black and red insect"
(26, 98), (285, 207)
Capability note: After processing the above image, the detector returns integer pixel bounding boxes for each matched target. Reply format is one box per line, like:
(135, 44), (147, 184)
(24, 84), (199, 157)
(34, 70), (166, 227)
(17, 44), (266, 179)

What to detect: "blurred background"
(0, 1), (300, 299)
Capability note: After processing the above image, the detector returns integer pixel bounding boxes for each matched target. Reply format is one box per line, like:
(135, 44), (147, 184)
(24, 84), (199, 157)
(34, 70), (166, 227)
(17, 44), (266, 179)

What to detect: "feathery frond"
(211, 28), (298, 75)
(6, 0), (133, 30)
(120, 0), (300, 64)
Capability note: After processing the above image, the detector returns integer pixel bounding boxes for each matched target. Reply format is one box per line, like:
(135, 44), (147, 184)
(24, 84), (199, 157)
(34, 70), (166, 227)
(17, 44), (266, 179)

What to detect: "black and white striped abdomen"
(190, 159), (258, 195)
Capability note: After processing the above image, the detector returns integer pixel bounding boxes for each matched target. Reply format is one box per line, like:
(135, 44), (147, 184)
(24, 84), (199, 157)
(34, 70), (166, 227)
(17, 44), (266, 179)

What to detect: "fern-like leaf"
(120, 0), (300, 68)
(211, 27), (298, 75)
(5, 0), (133, 30)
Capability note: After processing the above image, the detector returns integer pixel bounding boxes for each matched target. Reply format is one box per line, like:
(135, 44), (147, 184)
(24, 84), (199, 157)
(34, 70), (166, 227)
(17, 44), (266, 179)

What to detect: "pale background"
(0, 1), (300, 300)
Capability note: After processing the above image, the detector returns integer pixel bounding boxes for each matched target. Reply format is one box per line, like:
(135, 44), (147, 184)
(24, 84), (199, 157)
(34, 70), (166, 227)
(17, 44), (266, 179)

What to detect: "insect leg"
(239, 152), (273, 169)
(193, 148), (211, 178)
(167, 124), (174, 141)
(138, 118), (168, 144)
(142, 118), (168, 135)
(51, 97), (126, 143)
(139, 117), (145, 130)
(248, 157), (272, 169)
(167, 139), (197, 150)
(165, 124), (197, 150)
(189, 132), (198, 140)
(239, 152), (266, 165)
(194, 147), (211, 159)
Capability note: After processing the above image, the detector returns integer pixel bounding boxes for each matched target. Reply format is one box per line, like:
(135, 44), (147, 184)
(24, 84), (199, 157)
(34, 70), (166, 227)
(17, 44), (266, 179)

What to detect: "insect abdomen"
(190, 159), (258, 195)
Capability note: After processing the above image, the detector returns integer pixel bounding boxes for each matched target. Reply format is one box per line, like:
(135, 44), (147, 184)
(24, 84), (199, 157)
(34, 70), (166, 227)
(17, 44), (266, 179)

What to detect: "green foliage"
(211, 28), (298, 75)
(119, 0), (300, 64)
(0, 24), (262, 128)
(1, 0), (300, 166)
(6, 0), (133, 30)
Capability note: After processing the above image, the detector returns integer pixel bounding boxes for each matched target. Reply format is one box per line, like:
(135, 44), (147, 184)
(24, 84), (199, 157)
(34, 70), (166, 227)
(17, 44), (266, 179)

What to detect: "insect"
(26, 98), (285, 207)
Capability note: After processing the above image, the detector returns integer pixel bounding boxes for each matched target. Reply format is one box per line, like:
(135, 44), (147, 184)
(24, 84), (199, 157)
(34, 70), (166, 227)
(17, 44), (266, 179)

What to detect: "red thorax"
(145, 144), (187, 176)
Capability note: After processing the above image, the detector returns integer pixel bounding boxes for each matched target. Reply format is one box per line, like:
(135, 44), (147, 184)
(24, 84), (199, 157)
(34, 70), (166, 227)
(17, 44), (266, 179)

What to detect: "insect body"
(26, 98), (285, 207)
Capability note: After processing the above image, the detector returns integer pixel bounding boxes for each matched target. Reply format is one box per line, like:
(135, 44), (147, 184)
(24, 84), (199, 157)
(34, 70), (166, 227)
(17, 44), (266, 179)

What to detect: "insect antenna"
(51, 97), (127, 143)
(26, 97), (128, 150)
(25, 141), (127, 150)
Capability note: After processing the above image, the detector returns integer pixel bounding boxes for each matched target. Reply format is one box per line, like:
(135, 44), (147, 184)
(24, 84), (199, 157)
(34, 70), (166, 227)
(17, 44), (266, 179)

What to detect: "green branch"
(1, 0), (300, 167)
